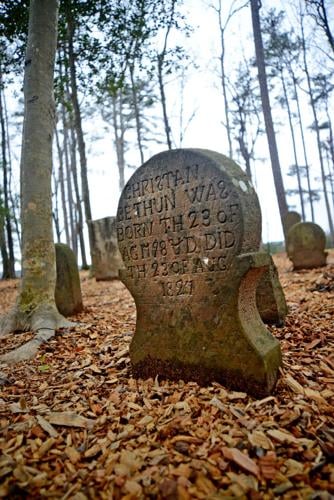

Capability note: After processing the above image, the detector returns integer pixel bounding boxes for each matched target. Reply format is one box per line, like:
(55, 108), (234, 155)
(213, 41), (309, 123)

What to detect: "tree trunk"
(59, 54), (77, 255)
(112, 91), (126, 190)
(217, 0), (233, 158)
(291, 73), (315, 221)
(2, 80), (21, 247)
(0, 210), (10, 279)
(300, 13), (334, 243)
(63, 57), (87, 268)
(0, 0), (74, 361)
(69, 121), (88, 269)
(52, 167), (61, 243)
(129, 65), (145, 164)
(55, 126), (70, 245)
(67, 19), (94, 263)
(280, 71), (305, 220)
(250, 0), (288, 225)
(0, 68), (16, 278)
(157, 55), (172, 150)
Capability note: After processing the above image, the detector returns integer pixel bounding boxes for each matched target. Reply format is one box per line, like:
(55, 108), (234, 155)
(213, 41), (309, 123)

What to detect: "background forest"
(0, 0), (333, 277)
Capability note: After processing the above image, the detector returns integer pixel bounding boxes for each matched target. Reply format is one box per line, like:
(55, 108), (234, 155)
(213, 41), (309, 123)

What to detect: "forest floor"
(0, 252), (333, 499)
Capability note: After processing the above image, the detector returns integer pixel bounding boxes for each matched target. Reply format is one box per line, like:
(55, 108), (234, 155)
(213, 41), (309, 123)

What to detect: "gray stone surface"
(283, 211), (301, 239)
(90, 217), (124, 280)
(287, 222), (327, 269)
(55, 243), (83, 316)
(257, 257), (288, 325)
(116, 149), (282, 397)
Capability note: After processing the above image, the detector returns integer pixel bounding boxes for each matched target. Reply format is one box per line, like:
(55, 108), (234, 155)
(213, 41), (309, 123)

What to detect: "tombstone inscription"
(116, 149), (282, 396)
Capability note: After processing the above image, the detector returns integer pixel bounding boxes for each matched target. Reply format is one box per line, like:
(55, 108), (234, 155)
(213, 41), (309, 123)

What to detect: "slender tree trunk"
(112, 91), (126, 190)
(217, 0), (233, 158)
(280, 71), (305, 220)
(63, 108), (77, 255)
(129, 65), (145, 164)
(0, 69), (15, 278)
(67, 20), (94, 263)
(0, 0), (74, 359)
(292, 73), (315, 221)
(63, 58), (87, 267)
(52, 169), (61, 243)
(3, 81), (21, 246)
(300, 13), (334, 243)
(157, 55), (172, 150)
(55, 126), (70, 245)
(250, 0), (288, 225)
(59, 54), (76, 254)
(69, 122), (88, 269)
(0, 210), (10, 279)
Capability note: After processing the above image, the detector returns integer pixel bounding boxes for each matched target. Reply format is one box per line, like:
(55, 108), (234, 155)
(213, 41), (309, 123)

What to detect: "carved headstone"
(116, 149), (282, 397)
(283, 211), (301, 239)
(55, 243), (83, 316)
(257, 259), (288, 325)
(287, 222), (327, 269)
(90, 217), (124, 280)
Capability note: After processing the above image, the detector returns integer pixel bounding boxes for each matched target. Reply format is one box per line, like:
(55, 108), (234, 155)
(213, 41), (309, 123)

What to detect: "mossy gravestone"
(55, 243), (83, 316)
(89, 217), (124, 280)
(116, 149), (282, 397)
(287, 222), (327, 270)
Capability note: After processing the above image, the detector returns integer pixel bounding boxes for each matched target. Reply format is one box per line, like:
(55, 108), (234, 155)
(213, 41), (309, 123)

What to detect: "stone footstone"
(116, 149), (282, 397)
(55, 243), (83, 316)
(257, 257), (288, 325)
(287, 222), (327, 270)
(89, 217), (124, 280)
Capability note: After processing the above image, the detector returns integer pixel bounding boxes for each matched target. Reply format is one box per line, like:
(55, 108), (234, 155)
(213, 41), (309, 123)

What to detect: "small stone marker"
(287, 222), (327, 269)
(89, 217), (124, 280)
(55, 243), (83, 316)
(257, 258), (288, 325)
(283, 211), (301, 238)
(116, 149), (282, 397)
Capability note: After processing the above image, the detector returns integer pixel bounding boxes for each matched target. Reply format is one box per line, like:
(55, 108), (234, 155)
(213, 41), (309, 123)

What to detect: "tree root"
(0, 303), (76, 364)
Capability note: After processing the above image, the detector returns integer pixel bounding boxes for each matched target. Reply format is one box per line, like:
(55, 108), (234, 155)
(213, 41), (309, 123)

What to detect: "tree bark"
(0, 68), (16, 278)
(250, 0), (288, 225)
(291, 73), (315, 221)
(129, 65), (145, 164)
(66, 19), (94, 263)
(55, 126), (70, 245)
(280, 71), (305, 220)
(0, 0), (74, 360)
(300, 13), (334, 243)
(112, 91), (126, 190)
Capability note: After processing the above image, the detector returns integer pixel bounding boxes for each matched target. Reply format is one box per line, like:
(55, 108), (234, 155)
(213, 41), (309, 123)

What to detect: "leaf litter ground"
(0, 252), (333, 499)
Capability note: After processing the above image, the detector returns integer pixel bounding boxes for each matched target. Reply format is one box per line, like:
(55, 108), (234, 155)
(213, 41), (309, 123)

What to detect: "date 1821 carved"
(116, 149), (282, 397)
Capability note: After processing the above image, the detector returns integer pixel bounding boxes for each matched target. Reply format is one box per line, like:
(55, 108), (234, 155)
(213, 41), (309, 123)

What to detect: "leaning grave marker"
(116, 149), (282, 397)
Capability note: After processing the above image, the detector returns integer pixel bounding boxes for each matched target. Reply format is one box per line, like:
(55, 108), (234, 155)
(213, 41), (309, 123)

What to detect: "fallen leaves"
(0, 254), (333, 497)
(45, 411), (95, 429)
(222, 447), (260, 477)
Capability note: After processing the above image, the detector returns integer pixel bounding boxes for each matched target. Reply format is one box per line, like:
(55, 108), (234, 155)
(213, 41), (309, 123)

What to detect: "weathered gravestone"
(287, 222), (327, 270)
(283, 211), (301, 239)
(116, 149), (282, 397)
(89, 217), (124, 280)
(55, 243), (83, 316)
